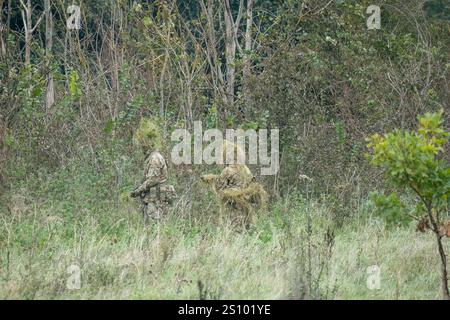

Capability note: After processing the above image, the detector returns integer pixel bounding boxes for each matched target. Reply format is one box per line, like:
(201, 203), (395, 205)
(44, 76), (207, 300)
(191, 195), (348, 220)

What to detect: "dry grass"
(0, 193), (447, 299)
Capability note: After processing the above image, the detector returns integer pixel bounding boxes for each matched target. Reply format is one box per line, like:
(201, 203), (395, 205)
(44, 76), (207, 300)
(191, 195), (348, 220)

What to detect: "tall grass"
(0, 146), (446, 299)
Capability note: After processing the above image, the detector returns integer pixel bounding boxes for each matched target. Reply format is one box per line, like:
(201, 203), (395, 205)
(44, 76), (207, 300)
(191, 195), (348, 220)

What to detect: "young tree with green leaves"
(367, 110), (450, 299)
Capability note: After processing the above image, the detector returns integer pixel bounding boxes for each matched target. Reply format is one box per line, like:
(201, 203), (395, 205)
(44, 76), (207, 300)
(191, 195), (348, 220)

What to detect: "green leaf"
(104, 119), (115, 134)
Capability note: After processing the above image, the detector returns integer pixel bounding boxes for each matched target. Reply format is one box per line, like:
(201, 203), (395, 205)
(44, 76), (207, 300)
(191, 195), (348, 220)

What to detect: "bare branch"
(18, 0), (28, 13)
(30, 10), (46, 33)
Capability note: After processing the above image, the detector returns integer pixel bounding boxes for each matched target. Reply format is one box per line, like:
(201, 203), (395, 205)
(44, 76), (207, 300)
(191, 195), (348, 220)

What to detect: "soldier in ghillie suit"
(131, 118), (176, 225)
(201, 140), (267, 228)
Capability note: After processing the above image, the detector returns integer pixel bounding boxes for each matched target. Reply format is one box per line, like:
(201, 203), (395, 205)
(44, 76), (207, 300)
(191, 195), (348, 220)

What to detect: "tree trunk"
(5, 0), (11, 56)
(224, 0), (236, 108)
(20, 0), (44, 66)
(0, 0), (6, 58)
(19, 0), (32, 100)
(24, 0), (32, 65)
(242, 0), (254, 110)
(199, 0), (228, 119)
(435, 232), (450, 300)
(45, 0), (54, 110)
(427, 207), (450, 300)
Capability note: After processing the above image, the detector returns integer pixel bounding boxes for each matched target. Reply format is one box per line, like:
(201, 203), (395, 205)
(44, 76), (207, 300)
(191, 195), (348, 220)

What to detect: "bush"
(367, 109), (450, 299)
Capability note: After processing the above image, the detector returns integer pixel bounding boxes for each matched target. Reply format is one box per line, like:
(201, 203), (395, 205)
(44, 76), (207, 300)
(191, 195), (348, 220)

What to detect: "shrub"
(367, 109), (450, 299)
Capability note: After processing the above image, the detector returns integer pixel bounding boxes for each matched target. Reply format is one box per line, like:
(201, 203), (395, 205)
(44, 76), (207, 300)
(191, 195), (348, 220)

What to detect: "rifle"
(130, 180), (147, 199)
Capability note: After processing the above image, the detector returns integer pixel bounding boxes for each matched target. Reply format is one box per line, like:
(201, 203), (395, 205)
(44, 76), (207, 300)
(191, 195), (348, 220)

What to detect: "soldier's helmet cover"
(134, 118), (162, 154)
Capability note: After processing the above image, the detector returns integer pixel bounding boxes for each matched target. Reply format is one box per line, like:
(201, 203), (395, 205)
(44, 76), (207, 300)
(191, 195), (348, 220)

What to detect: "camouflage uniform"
(131, 151), (176, 225)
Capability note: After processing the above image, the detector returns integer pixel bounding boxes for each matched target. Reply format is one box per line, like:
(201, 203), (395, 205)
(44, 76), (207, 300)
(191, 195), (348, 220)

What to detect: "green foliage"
(368, 110), (450, 205)
(205, 106), (218, 129)
(424, 0), (450, 20)
(368, 110), (450, 299)
(335, 121), (346, 147)
(17, 65), (45, 115)
(367, 108), (450, 230)
(369, 192), (410, 226)
(104, 119), (115, 135)
(68, 70), (82, 98)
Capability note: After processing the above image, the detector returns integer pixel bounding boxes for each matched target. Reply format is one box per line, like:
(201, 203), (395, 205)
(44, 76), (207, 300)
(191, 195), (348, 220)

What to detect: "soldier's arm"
(131, 157), (166, 196)
(132, 169), (163, 195)
(201, 174), (219, 184)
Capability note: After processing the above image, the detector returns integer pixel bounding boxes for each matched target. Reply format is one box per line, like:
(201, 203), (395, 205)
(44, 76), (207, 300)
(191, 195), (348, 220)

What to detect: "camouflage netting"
(202, 172), (268, 226)
(219, 182), (268, 214)
(133, 118), (162, 153)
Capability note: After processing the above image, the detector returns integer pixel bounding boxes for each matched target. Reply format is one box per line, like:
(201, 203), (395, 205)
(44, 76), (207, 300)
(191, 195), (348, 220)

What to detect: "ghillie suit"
(201, 141), (268, 228)
(131, 118), (176, 225)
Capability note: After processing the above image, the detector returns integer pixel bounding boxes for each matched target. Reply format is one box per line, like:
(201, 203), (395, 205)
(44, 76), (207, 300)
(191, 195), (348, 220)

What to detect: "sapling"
(367, 110), (450, 300)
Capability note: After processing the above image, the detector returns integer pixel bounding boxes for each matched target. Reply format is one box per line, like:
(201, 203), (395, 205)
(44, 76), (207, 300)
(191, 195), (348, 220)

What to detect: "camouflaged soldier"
(201, 140), (267, 227)
(130, 119), (176, 225)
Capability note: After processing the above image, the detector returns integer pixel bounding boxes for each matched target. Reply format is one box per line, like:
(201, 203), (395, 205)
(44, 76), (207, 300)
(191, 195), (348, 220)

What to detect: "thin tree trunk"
(45, 0), (54, 110)
(224, 0), (236, 107)
(435, 232), (450, 300)
(6, 0), (11, 29)
(24, 0), (32, 65)
(5, 0), (11, 57)
(0, 0), (6, 58)
(159, 50), (169, 119)
(243, 0), (254, 112)
(199, 0), (228, 114)
(20, 0), (45, 66)
(183, 59), (194, 129)
(427, 206), (450, 300)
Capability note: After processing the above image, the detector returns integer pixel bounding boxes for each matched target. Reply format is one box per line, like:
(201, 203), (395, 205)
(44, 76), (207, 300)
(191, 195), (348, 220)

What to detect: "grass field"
(0, 187), (446, 299)
(0, 150), (447, 300)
